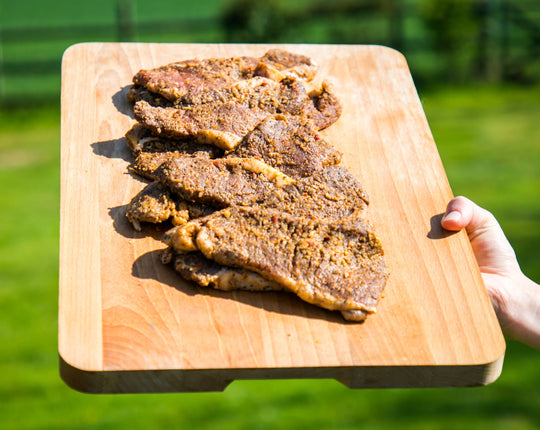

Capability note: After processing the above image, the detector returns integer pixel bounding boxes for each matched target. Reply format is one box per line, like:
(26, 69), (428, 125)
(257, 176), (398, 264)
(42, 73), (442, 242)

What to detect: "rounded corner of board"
(59, 353), (105, 394)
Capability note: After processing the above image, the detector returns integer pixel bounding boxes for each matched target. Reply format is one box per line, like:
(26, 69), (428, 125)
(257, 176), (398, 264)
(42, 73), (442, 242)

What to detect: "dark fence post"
(499, 0), (510, 81)
(0, 26), (3, 102)
(117, 0), (135, 42)
(387, 0), (405, 53)
(473, 0), (490, 80)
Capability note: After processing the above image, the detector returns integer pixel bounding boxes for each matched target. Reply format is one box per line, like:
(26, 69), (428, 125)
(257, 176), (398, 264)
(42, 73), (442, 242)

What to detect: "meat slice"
(133, 77), (341, 150)
(305, 81), (343, 130)
(264, 166), (369, 220)
(163, 156), (368, 218)
(126, 155), (287, 230)
(257, 49), (317, 81)
(163, 206), (388, 321)
(126, 86), (173, 107)
(125, 123), (224, 158)
(129, 143), (222, 182)
(126, 181), (215, 231)
(132, 49), (317, 104)
(161, 249), (283, 292)
(129, 113), (341, 181)
(153, 155), (293, 208)
(232, 114), (341, 177)
(131, 152), (186, 181)
(125, 182), (190, 231)
(130, 155), (368, 228)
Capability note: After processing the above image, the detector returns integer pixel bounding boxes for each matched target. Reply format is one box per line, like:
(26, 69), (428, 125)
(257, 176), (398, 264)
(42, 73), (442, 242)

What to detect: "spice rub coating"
(132, 49), (317, 104)
(121, 49), (388, 321)
(133, 76), (341, 150)
(125, 123), (224, 158)
(233, 114), (341, 177)
(163, 206), (387, 321)
(126, 156), (368, 229)
(161, 249), (284, 292)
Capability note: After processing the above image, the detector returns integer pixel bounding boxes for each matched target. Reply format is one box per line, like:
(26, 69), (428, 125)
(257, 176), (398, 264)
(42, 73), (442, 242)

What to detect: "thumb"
(441, 196), (518, 275)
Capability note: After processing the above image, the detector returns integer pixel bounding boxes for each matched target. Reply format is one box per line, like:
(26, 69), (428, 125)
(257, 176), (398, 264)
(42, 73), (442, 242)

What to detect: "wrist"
(503, 273), (540, 350)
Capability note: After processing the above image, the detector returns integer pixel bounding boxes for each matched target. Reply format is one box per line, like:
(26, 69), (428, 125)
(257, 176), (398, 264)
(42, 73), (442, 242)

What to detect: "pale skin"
(441, 196), (540, 350)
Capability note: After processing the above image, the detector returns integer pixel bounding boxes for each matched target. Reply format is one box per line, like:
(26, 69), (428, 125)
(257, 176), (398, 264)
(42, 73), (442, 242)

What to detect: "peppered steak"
(126, 155), (288, 230)
(126, 155), (368, 229)
(125, 123), (223, 158)
(152, 155), (293, 208)
(132, 49), (317, 104)
(232, 114), (341, 177)
(161, 248), (284, 292)
(121, 49), (388, 322)
(126, 181), (215, 231)
(130, 152), (185, 181)
(263, 165), (369, 220)
(129, 113), (340, 181)
(133, 76), (341, 150)
(125, 182), (189, 230)
(163, 206), (387, 321)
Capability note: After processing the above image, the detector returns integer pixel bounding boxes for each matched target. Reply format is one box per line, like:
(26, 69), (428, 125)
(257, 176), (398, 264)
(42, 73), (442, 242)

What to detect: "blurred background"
(1, 0), (539, 428)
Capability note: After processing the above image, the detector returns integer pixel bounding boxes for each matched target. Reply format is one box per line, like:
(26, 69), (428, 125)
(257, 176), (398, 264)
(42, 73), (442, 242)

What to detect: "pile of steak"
(122, 49), (388, 322)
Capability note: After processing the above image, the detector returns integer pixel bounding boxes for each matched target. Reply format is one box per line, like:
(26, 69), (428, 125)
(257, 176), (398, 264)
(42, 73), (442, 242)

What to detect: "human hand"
(441, 196), (540, 350)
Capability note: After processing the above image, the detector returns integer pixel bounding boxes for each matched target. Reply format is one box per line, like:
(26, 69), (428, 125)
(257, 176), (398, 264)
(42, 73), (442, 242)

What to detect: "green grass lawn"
(1, 83), (539, 429)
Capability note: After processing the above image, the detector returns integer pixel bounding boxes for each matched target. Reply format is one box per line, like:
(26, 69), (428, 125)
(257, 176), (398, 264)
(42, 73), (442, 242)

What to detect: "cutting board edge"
(59, 351), (505, 393)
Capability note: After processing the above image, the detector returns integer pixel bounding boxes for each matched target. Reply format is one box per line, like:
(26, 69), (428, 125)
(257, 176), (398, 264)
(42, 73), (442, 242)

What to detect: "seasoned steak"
(126, 154), (287, 230)
(305, 81), (343, 130)
(163, 206), (388, 321)
(125, 123), (224, 158)
(129, 112), (341, 181)
(153, 155), (293, 208)
(125, 182), (190, 231)
(126, 86), (173, 107)
(130, 152), (187, 181)
(132, 49), (317, 104)
(161, 248), (283, 292)
(126, 181), (216, 231)
(133, 76), (341, 150)
(130, 155), (368, 228)
(121, 50), (388, 322)
(232, 114), (341, 177)
(264, 165), (369, 220)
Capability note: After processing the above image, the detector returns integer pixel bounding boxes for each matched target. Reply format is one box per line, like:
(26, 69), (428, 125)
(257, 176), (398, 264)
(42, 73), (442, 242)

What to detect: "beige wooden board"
(59, 43), (505, 393)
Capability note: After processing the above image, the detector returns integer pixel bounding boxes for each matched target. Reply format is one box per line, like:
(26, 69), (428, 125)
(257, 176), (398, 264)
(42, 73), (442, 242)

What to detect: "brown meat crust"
(232, 114), (341, 177)
(129, 154), (368, 227)
(132, 77), (341, 150)
(163, 207), (388, 320)
(123, 50), (386, 322)
(126, 181), (216, 231)
(132, 49), (317, 104)
(126, 182), (190, 231)
(153, 156), (293, 208)
(161, 249), (284, 292)
(125, 123), (224, 158)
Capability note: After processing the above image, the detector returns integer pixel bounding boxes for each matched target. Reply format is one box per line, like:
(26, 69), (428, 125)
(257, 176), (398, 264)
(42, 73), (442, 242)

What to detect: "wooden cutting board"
(59, 43), (505, 393)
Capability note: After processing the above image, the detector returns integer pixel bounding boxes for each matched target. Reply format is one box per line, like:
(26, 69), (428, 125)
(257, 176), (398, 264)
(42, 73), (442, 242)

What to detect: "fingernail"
(442, 210), (461, 223)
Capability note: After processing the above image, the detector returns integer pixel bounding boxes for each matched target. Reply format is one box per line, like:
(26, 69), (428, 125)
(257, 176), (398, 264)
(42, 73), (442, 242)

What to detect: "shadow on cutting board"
(112, 86), (136, 119)
(91, 137), (133, 164)
(131, 248), (347, 323)
(427, 213), (457, 240)
(108, 205), (173, 241)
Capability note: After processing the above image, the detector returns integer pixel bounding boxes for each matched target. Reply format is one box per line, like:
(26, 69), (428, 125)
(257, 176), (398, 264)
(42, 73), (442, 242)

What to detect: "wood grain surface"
(59, 43), (505, 393)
